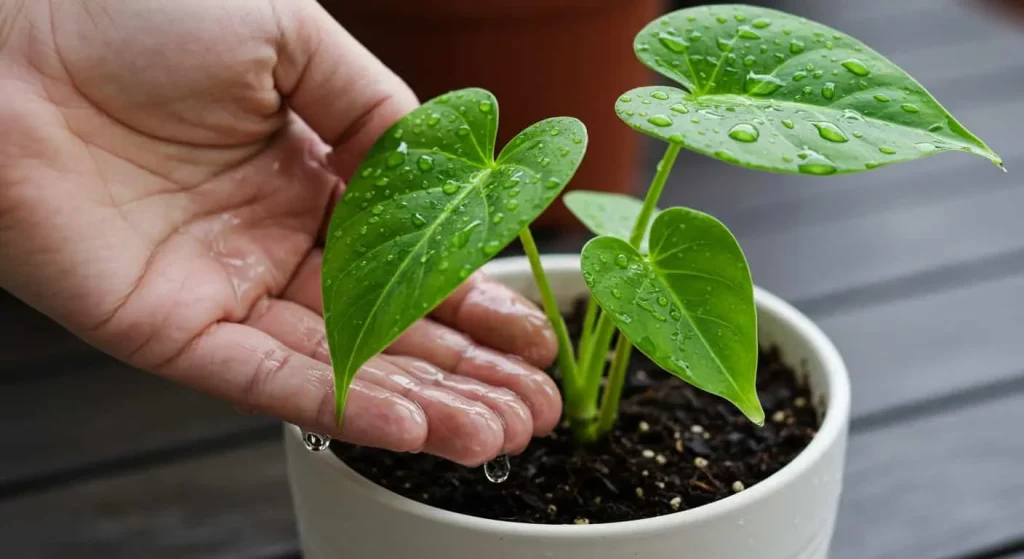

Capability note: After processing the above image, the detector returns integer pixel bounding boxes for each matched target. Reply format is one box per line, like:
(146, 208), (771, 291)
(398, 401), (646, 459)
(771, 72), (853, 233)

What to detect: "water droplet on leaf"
(840, 59), (870, 76)
(647, 115), (673, 127)
(728, 123), (759, 142)
(813, 122), (848, 143)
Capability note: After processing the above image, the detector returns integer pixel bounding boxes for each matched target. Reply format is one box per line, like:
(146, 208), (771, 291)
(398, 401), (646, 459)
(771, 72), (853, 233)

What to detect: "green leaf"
(322, 88), (588, 421)
(580, 207), (763, 424)
(563, 190), (660, 254)
(617, 4), (1002, 174)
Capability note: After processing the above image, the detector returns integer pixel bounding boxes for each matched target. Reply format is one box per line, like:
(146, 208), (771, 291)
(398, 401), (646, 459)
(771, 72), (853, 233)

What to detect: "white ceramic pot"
(284, 254), (851, 559)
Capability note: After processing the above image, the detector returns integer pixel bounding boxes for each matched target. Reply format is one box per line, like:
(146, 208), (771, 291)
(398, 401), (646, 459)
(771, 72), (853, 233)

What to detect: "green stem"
(577, 296), (599, 364)
(593, 143), (682, 435)
(519, 228), (580, 406)
(595, 335), (633, 435)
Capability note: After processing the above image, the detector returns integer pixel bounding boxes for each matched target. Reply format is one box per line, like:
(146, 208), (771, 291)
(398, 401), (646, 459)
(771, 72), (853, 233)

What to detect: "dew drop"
(411, 213), (427, 227)
(717, 37), (734, 52)
(544, 178), (562, 189)
(647, 115), (673, 127)
(737, 26), (760, 40)
(651, 91), (670, 101)
(478, 100), (493, 114)
(492, 213), (505, 224)
(879, 145), (897, 155)
(822, 82), (836, 99)
(728, 123), (759, 142)
(797, 150), (838, 175)
(615, 254), (629, 268)
(620, 95), (633, 103)
(670, 103), (690, 114)
(900, 103), (920, 113)
(483, 241), (500, 256)
(752, 18), (771, 28)
(928, 123), (945, 132)
(539, 157), (552, 167)
(743, 54), (756, 67)
(873, 94), (890, 103)
(386, 151), (405, 169)
(657, 31), (688, 53)
(302, 431), (331, 452)
(813, 122), (848, 143)
(781, 119), (795, 129)
(371, 205), (384, 215)
(612, 289), (622, 299)
(657, 296), (669, 306)
(865, 161), (881, 169)
(427, 115), (440, 127)
(792, 71), (807, 82)
(456, 126), (471, 137)
(484, 454), (510, 483)
(840, 59), (870, 76)
(789, 40), (805, 54)
(417, 155), (435, 172)
(451, 220), (481, 249)
(506, 200), (519, 211)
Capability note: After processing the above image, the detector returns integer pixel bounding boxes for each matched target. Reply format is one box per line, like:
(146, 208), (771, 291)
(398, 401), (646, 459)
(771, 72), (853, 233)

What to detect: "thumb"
(272, 0), (418, 180)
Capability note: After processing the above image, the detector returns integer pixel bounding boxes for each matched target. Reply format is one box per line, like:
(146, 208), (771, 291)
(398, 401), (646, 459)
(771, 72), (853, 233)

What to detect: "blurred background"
(2, 1), (1023, 558)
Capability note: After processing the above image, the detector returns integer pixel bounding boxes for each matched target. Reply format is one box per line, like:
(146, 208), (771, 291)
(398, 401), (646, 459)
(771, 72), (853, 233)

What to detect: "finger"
(432, 272), (558, 368)
(158, 322), (429, 453)
(383, 355), (534, 456)
(281, 248), (323, 315)
(245, 297), (513, 463)
(357, 358), (506, 466)
(386, 319), (562, 436)
(272, 0), (418, 179)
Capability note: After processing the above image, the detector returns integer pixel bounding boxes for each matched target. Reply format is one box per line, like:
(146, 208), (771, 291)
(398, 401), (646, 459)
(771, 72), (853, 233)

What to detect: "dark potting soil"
(330, 298), (820, 525)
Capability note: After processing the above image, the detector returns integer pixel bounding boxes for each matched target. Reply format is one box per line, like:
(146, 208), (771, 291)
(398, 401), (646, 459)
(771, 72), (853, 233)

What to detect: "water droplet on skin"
(752, 18), (771, 28)
(728, 123), (759, 142)
(879, 145), (897, 155)
(484, 454), (510, 483)
(822, 82), (836, 99)
(417, 155), (435, 172)
(302, 431), (331, 452)
(841, 59), (870, 76)
(737, 26), (760, 40)
(813, 122), (848, 143)
(744, 72), (784, 95)
(900, 103), (920, 113)
(657, 31), (687, 53)
(647, 115), (673, 127)
(789, 40), (805, 54)
(781, 119), (795, 129)
(411, 213), (427, 227)
(650, 91), (670, 100)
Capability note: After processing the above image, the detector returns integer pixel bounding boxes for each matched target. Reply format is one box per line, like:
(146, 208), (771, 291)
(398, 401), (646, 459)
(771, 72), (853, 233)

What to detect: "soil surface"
(331, 298), (820, 524)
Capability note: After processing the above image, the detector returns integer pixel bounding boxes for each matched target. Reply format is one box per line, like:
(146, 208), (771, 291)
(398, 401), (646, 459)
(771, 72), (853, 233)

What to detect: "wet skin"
(0, 0), (561, 466)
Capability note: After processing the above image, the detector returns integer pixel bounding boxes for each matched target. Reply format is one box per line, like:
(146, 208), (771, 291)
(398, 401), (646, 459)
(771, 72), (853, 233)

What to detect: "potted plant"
(284, 4), (1002, 558)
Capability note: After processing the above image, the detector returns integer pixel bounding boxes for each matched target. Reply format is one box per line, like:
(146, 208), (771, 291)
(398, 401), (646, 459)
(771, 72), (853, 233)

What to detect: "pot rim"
(287, 254), (851, 537)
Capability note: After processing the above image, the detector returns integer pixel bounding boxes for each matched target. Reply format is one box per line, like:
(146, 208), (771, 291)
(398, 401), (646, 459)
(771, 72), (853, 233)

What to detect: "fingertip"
(525, 372), (563, 436)
(337, 380), (427, 453)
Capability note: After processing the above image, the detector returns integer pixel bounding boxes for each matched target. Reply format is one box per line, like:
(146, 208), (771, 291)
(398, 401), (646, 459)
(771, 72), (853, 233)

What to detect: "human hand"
(0, 0), (561, 466)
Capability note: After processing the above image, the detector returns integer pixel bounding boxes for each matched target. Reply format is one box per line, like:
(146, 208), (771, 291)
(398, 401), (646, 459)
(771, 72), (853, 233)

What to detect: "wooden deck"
(2, 0), (1023, 557)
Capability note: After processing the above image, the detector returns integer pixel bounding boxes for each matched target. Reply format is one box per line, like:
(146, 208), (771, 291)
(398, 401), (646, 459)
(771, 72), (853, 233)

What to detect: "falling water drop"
(484, 454), (510, 483)
(302, 431), (331, 452)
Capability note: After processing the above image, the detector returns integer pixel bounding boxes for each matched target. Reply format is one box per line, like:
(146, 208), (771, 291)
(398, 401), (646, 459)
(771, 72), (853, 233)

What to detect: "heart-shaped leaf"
(322, 88), (587, 421)
(580, 207), (762, 423)
(617, 4), (1002, 174)
(563, 190), (660, 253)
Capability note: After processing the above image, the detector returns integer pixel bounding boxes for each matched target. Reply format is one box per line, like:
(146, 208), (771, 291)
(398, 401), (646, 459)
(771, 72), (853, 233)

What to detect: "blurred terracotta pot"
(320, 0), (666, 230)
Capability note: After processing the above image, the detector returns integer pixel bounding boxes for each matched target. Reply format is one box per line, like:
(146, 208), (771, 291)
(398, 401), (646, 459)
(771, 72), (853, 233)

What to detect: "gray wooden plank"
(0, 291), (95, 374)
(0, 362), (273, 490)
(833, 393), (1024, 559)
(0, 441), (296, 559)
(815, 272), (1024, 418)
(732, 186), (1024, 304)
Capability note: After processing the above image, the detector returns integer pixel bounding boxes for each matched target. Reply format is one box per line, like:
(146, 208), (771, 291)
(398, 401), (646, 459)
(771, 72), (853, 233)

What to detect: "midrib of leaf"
(446, 109), (492, 165)
(332, 166), (495, 376)
(700, 27), (744, 94)
(649, 256), (748, 406)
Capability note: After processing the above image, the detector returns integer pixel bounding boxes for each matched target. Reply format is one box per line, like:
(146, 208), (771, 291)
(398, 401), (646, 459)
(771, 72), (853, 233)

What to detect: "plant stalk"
(592, 143), (682, 437)
(518, 228), (581, 411)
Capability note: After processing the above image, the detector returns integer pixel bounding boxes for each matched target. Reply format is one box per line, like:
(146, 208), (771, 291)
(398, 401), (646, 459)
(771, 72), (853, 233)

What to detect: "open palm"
(0, 0), (560, 466)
